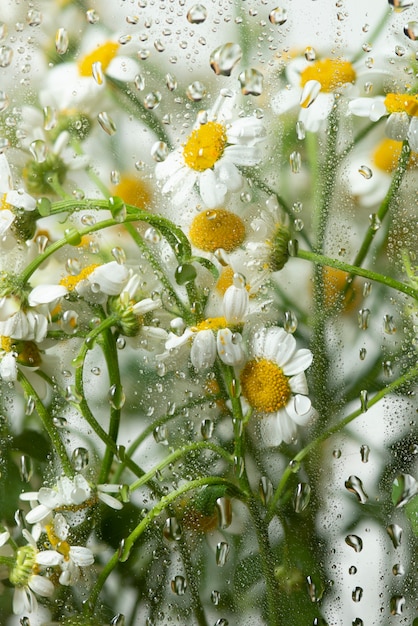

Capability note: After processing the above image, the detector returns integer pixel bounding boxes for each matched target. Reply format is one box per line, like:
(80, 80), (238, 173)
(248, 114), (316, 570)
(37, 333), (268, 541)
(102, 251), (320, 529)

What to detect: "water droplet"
(333, 449), (342, 459)
(71, 447), (89, 471)
(175, 264), (197, 285)
(20, 617), (31, 626)
(296, 120), (306, 140)
(294, 482), (311, 513)
(143, 92), (162, 110)
(171, 575), (187, 595)
(233, 455), (244, 478)
(386, 523), (402, 548)
(358, 165), (373, 179)
(165, 73), (177, 91)
(360, 444), (370, 463)
(216, 497), (232, 529)
(29, 139), (47, 163)
(211, 590), (221, 605)
(111, 247), (126, 265)
(359, 347), (367, 361)
(52, 416), (68, 428)
(19, 455), (33, 482)
(388, 0), (414, 10)
(304, 46), (316, 61)
(186, 81), (206, 101)
(352, 619), (363, 626)
(368, 213), (381, 231)
(349, 565), (357, 575)
(55, 28), (69, 55)
(151, 141), (169, 163)
(109, 196), (126, 222)
(210, 43), (242, 76)
(144, 227), (161, 244)
(404, 21), (418, 38)
(383, 314), (396, 334)
(392, 473), (418, 507)
(108, 384), (125, 409)
(352, 586), (363, 602)
(163, 516), (182, 541)
(97, 111), (117, 136)
(215, 541), (230, 566)
(288, 239), (299, 257)
(306, 575), (322, 602)
(269, 7), (287, 25)
(283, 310), (298, 333)
(362, 281), (372, 297)
(92, 61), (104, 85)
(360, 389), (368, 412)
(238, 68), (264, 96)
(187, 4), (208, 23)
(357, 309), (370, 330)
(382, 360), (393, 377)
(289, 151), (301, 173)
(25, 395), (35, 416)
(110, 615), (125, 626)
(86, 9), (100, 23)
(154, 425), (169, 445)
(201, 418), (214, 439)
(134, 74), (145, 91)
(345, 475), (368, 504)
(258, 476), (273, 505)
(27, 9), (42, 26)
(294, 218), (304, 232)
(390, 595), (405, 615)
(392, 563), (405, 575)
(0, 46), (13, 68)
(214, 620), (228, 626)
(345, 535), (363, 552)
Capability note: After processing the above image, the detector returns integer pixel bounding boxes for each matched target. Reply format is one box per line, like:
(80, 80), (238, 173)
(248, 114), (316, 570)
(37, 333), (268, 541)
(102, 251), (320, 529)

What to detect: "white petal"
(0, 352), (17, 382)
(69, 546), (95, 566)
(349, 97), (387, 121)
(0, 530), (10, 546)
(38, 487), (61, 508)
(6, 190), (36, 212)
(107, 56), (139, 82)
(0, 209), (15, 236)
(29, 574), (55, 597)
(165, 328), (194, 351)
(217, 328), (245, 366)
(28, 284), (68, 306)
(385, 112), (409, 142)
(36, 549), (62, 567)
(25, 504), (52, 525)
(190, 329), (216, 370)
(223, 285), (248, 324)
(286, 395), (314, 426)
(0, 153), (13, 193)
(97, 491), (123, 510)
(13, 587), (31, 615)
(227, 117), (266, 146)
(222, 144), (261, 167)
(89, 262), (130, 296)
(282, 348), (313, 376)
(199, 168), (227, 208)
(407, 117), (418, 152)
(289, 372), (309, 396)
(214, 159), (242, 192)
(132, 297), (162, 315)
(300, 80), (321, 109)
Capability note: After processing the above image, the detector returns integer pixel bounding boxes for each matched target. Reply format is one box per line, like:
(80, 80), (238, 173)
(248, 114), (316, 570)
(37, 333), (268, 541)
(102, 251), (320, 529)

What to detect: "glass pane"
(0, 1), (417, 625)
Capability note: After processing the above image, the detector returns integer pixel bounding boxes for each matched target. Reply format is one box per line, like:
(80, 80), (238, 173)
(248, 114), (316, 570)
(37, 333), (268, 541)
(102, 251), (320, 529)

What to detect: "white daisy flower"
(273, 55), (376, 132)
(9, 528), (54, 615)
(155, 92), (266, 209)
(0, 153), (36, 239)
(36, 514), (94, 587)
(164, 283), (249, 371)
(349, 92), (418, 151)
(239, 326), (315, 446)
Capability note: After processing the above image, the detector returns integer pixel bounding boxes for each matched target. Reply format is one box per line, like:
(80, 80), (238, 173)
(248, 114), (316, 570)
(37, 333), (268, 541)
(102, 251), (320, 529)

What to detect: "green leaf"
(405, 495), (418, 535)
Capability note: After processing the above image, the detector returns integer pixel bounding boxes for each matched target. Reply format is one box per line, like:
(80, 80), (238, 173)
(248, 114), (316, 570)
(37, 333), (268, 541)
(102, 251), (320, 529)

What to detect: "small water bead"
(71, 447), (89, 471)
(163, 517), (182, 541)
(238, 68), (264, 96)
(144, 227), (161, 244)
(368, 213), (381, 231)
(25, 395), (35, 416)
(201, 418), (214, 440)
(55, 28), (69, 55)
(349, 566), (357, 575)
(358, 165), (373, 179)
(233, 455), (244, 478)
(171, 575), (187, 595)
(97, 111), (117, 135)
(352, 619), (363, 626)
(294, 218), (304, 232)
(404, 21), (418, 38)
(284, 310), (298, 333)
(289, 151), (301, 173)
(19, 455), (33, 482)
(214, 620), (228, 626)
(186, 81), (206, 101)
(110, 615), (125, 626)
(175, 264), (197, 285)
(345, 475), (368, 504)
(294, 482), (311, 513)
(357, 309), (370, 330)
(395, 45), (406, 57)
(215, 541), (230, 566)
(359, 348), (367, 361)
(29, 139), (47, 163)
(165, 73), (177, 91)
(360, 445), (370, 463)
(362, 281), (372, 297)
(187, 4), (208, 24)
(392, 473), (418, 507)
(360, 390), (368, 412)
(154, 425), (169, 445)
(383, 314), (396, 334)
(333, 449), (342, 459)
(269, 7), (287, 24)
(382, 360), (393, 377)
(364, 81), (373, 94)
(259, 476), (273, 505)
(211, 590), (221, 605)
(210, 43), (242, 76)
(304, 46), (316, 61)
(108, 383), (125, 410)
(116, 338), (126, 351)
(20, 617), (31, 626)
(216, 497), (232, 529)
(296, 121), (306, 140)
(0, 46), (13, 67)
(390, 595), (405, 615)
(386, 523), (402, 548)
(0, 90), (9, 113)
(0, 22), (7, 41)
(111, 247), (126, 265)
(52, 416), (68, 428)
(86, 9), (100, 23)
(27, 9), (42, 26)
(352, 586), (363, 602)
(306, 575), (322, 602)
(134, 74), (145, 90)
(345, 535), (363, 552)
(143, 91), (162, 110)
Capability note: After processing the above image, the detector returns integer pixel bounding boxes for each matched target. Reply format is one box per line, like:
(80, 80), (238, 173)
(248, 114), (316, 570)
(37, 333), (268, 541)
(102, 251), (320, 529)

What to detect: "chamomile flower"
(273, 56), (361, 132)
(239, 326), (314, 445)
(349, 92), (418, 151)
(155, 92), (266, 209)
(0, 153), (36, 240)
(164, 283), (249, 371)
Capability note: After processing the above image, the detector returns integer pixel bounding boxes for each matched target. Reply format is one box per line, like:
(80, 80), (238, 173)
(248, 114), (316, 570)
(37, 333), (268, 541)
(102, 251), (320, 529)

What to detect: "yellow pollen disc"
(60, 263), (100, 291)
(322, 267), (360, 313)
(300, 58), (356, 92)
(372, 138), (403, 172)
(78, 41), (120, 77)
(1, 336), (13, 352)
(183, 121), (227, 172)
(192, 316), (227, 332)
(189, 209), (246, 253)
(1, 193), (11, 211)
(46, 524), (71, 559)
(113, 175), (152, 209)
(240, 358), (291, 413)
(384, 92), (418, 117)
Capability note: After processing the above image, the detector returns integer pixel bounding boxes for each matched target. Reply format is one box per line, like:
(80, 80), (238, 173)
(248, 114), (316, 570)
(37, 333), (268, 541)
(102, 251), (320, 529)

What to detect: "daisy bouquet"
(0, 1), (417, 625)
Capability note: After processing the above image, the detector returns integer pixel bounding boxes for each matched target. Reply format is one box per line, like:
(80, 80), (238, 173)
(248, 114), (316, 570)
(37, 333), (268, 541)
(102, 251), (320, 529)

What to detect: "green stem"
(17, 370), (73, 477)
(0, 556), (15, 567)
(351, 140), (411, 270)
(129, 441), (233, 493)
(266, 361), (418, 521)
(296, 249), (418, 300)
(85, 476), (245, 615)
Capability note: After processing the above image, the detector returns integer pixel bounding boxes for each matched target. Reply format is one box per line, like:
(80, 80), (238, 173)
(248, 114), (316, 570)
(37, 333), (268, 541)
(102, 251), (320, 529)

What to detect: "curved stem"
(17, 370), (73, 477)
(266, 361), (418, 521)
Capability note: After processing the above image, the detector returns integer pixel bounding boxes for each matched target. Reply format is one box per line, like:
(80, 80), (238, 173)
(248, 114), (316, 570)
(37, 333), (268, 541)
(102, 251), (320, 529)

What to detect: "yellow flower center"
(300, 58), (356, 92)
(192, 316), (227, 332)
(9, 545), (37, 587)
(113, 175), (152, 209)
(60, 263), (100, 291)
(240, 358), (291, 413)
(77, 41), (119, 77)
(46, 523), (71, 560)
(372, 137), (418, 172)
(183, 121), (227, 172)
(384, 93), (418, 117)
(1, 336), (42, 367)
(1, 193), (11, 211)
(189, 209), (246, 253)
(322, 267), (360, 313)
